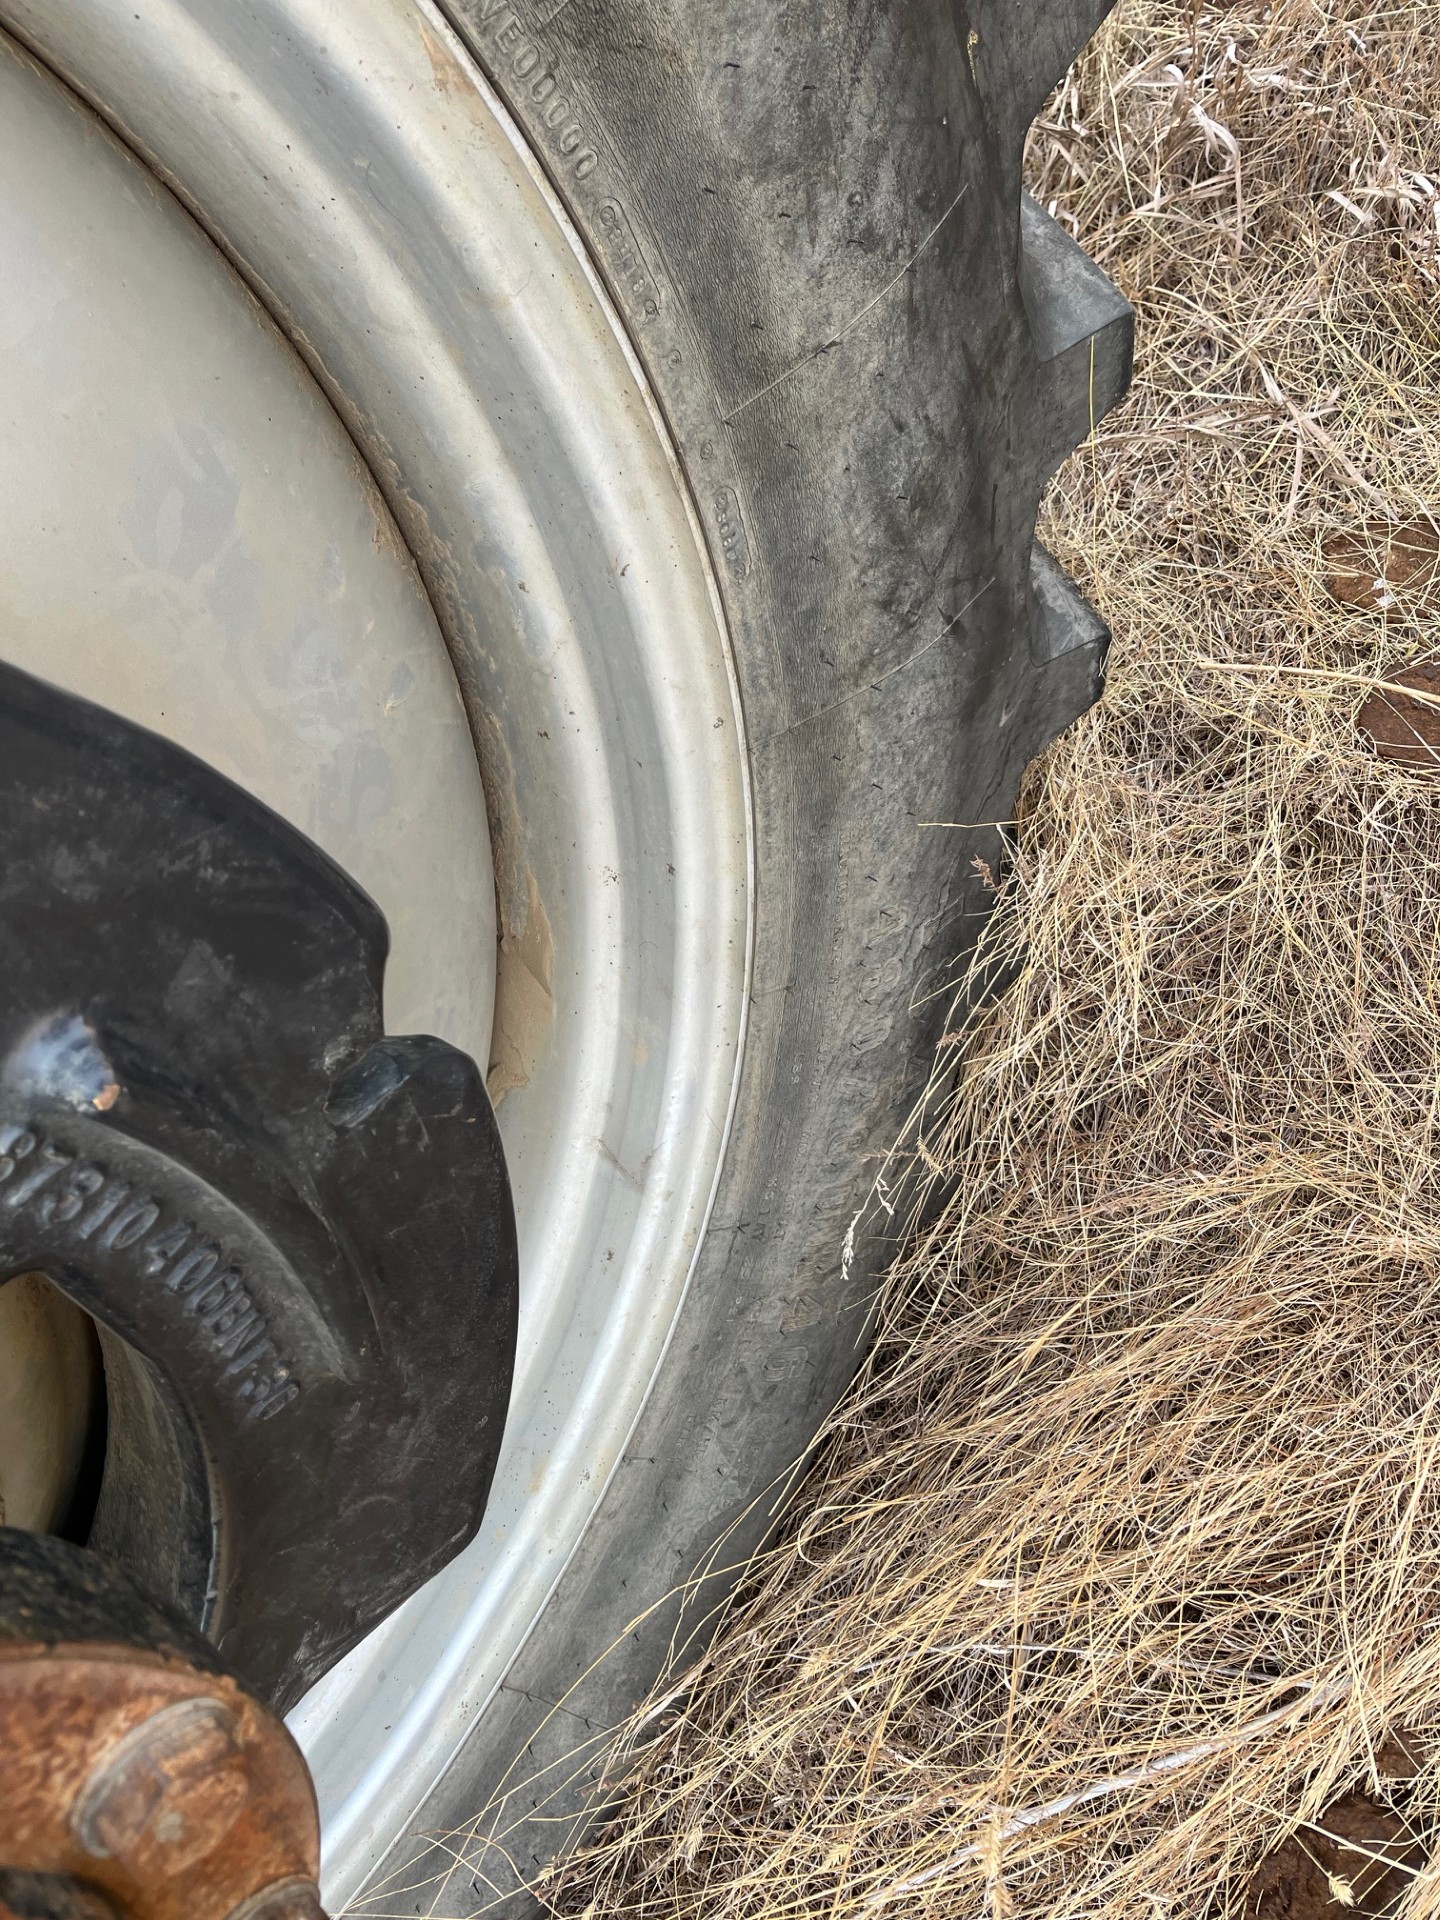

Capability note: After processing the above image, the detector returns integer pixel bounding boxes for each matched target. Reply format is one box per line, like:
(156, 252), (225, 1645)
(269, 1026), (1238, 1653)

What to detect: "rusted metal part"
(1359, 661), (1440, 769)
(0, 1533), (325, 1920)
(0, 1651), (324, 1918)
(0, 1871), (122, 1918)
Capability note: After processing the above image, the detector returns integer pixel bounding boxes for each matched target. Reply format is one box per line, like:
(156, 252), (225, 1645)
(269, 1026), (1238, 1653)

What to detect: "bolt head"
(222, 1876), (327, 1920)
(72, 1696), (250, 1875)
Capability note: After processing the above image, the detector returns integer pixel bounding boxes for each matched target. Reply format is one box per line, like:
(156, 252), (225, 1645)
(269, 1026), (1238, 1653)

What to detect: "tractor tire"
(385, 2), (1131, 1906)
(0, 2), (1129, 1911)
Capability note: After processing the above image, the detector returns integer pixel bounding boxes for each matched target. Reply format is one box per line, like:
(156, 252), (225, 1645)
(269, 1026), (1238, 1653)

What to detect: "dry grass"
(546, 3), (1440, 1915)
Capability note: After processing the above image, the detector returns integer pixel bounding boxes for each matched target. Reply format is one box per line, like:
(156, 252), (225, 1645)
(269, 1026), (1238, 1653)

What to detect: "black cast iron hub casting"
(0, 662), (518, 1709)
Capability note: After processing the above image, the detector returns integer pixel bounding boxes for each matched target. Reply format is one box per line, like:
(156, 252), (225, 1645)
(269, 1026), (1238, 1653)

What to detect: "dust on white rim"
(0, 2), (753, 1909)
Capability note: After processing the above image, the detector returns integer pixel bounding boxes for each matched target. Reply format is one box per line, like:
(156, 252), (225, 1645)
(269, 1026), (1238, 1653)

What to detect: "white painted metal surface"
(0, 38), (497, 1068)
(0, 5), (752, 1908)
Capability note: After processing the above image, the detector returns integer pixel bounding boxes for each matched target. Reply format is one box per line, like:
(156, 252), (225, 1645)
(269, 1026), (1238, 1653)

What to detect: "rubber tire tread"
(393, 0), (1132, 1907)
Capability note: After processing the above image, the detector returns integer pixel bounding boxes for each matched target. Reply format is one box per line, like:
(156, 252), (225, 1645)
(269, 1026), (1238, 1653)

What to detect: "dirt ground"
(1246, 1790), (1423, 1918)
(539, 3), (1440, 1917)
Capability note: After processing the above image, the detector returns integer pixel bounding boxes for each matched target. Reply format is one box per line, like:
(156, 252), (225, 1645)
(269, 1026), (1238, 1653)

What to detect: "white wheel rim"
(0, 3), (752, 1907)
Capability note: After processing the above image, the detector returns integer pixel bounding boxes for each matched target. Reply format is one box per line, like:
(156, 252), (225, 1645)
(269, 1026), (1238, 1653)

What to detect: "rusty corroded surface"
(0, 1641), (323, 1920)
(0, 1870), (122, 1918)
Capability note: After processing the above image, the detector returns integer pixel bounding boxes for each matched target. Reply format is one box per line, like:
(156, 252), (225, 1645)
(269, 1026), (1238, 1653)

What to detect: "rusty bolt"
(72, 1697), (250, 1874)
(221, 1879), (326, 1920)
(0, 1647), (325, 1920)
(0, 1649), (325, 1920)
(0, 1530), (327, 1920)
